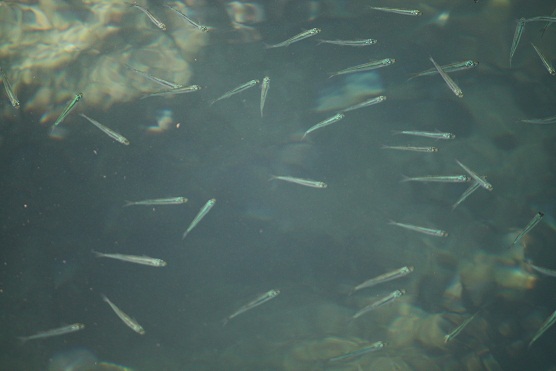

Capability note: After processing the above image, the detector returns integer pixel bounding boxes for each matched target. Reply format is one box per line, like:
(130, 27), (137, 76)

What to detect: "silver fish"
(164, 4), (208, 32)
(429, 56), (463, 98)
(270, 175), (327, 188)
(409, 60), (478, 80)
(141, 85), (202, 99)
(182, 198), (216, 239)
(455, 160), (493, 191)
(352, 289), (405, 319)
(101, 294), (145, 335)
(350, 266), (414, 295)
(328, 341), (386, 363)
(531, 43), (555, 75)
(18, 323), (85, 343)
(529, 309), (556, 348)
(128, 2), (166, 31)
(511, 212), (544, 247)
(389, 220), (448, 237)
(401, 175), (470, 183)
(540, 7), (556, 37)
(79, 114), (130, 145)
(510, 18), (526, 67)
(318, 38), (377, 47)
(265, 28), (321, 48)
(210, 79), (259, 105)
(92, 250), (167, 267)
(53, 93), (83, 127)
(0, 66), (20, 108)
(124, 197), (188, 207)
(393, 130), (455, 140)
(369, 7), (422, 16)
(521, 115), (556, 124)
(260, 76), (270, 117)
(382, 145), (438, 153)
(444, 311), (480, 343)
(330, 58), (395, 77)
(223, 289), (280, 325)
(124, 64), (183, 89)
(452, 180), (481, 210)
(340, 95), (386, 113)
(302, 113), (345, 139)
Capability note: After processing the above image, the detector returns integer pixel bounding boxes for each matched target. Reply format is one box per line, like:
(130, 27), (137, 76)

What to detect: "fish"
(429, 56), (463, 98)
(53, 93), (83, 127)
(18, 323), (85, 343)
(526, 261), (556, 278)
(510, 18), (526, 67)
(521, 115), (556, 124)
(352, 289), (405, 319)
(389, 220), (448, 237)
(369, 7), (422, 16)
(210, 79), (259, 105)
(444, 311), (480, 343)
(408, 60), (478, 80)
(540, 7), (556, 37)
(124, 64), (183, 89)
(392, 130), (456, 139)
(327, 341), (386, 363)
(101, 294), (145, 335)
(0, 66), (20, 108)
(92, 250), (167, 267)
(511, 211), (544, 247)
(141, 85), (202, 99)
(124, 197), (188, 207)
(302, 113), (345, 139)
(401, 175), (470, 183)
(317, 38), (377, 47)
(350, 266), (414, 295)
(182, 198), (216, 239)
(382, 145), (438, 153)
(127, 2), (166, 31)
(223, 289), (280, 325)
(452, 180), (481, 210)
(531, 43), (555, 75)
(260, 76), (270, 117)
(340, 95), (386, 113)
(79, 114), (130, 145)
(265, 28), (321, 48)
(524, 16), (556, 23)
(330, 58), (396, 77)
(455, 160), (493, 191)
(269, 175), (327, 188)
(163, 4), (208, 32)
(529, 308), (556, 348)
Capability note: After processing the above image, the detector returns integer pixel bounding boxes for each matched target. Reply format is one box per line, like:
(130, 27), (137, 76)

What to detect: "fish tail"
(91, 250), (103, 258)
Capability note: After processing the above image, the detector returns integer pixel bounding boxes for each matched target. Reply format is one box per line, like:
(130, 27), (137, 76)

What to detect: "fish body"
(393, 130), (455, 139)
(182, 198), (216, 239)
(402, 175), (470, 183)
(210, 79), (259, 105)
(224, 289), (280, 325)
(318, 38), (377, 46)
(330, 58), (395, 77)
(444, 311), (479, 343)
(302, 113), (345, 138)
(92, 250), (167, 267)
(526, 261), (556, 278)
(351, 266), (414, 294)
(511, 212), (544, 247)
(531, 43), (555, 75)
(409, 60), (478, 80)
(53, 93), (82, 127)
(521, 115), (556, 124)
(429, 56), (463, 98)
(124, 64), (183, 89)
(260, 76), (270, 117)
(101, 294), (145, 335)
(128, 2), (166, 30)
(369, 7), (422, 16)
(328, 341), (386, 363)
(141, 85), (202, 99)
(0, 66), (20, 108)
(352, 290), (405, 319)
(340, 95), (386, 113)
(529, 309), (556, 348)
(270, 175), (327, 188)
(455, 160), (493, 191)
(389, 220), (448, 237)
(124, 197), (188, 207)
(382, 145), (438, 153)
(452, 180), (481, 210)
(164, 4), (208, 32)
(510, 18), (526, 67)
(18, 323), (85, 343)
(265, 28), (321, 48)
(79, 114), (130, 145)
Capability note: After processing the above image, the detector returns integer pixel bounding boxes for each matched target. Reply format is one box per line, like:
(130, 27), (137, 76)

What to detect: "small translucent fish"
(393, 130), (455, 139)
(164, 4), (208, 32)
(124, 64), (183, 89)
(352, 289), (405, 319)
(526, 261), (556, 278)
(0, 66), (20, 108)
(350, 266), (414, 295)
(455, 160), (493, 191)
(330, 58), (395, 77)
(510, 18), (526, 67)
(529, 308), (556, 348)
(265, 28), (321, 48)
(521, 115), (556, 124)
(444, 311), (480, 343)
(18, 323), (85, 343)
(328, 341), (386, 363)
(223, 289), (280, 325)
(409, 60), (478, 80)
(270, 175), (327, 188)
(127, 2), (166, 31)
(531, 43), (555, 75)
(452, 180), (481, 210)
(141, 85), (202, 99)
(182, 198), (216, 239)
(124, 197), (188, 207)
(318, 38), (377, 47)
(540, 7), (556, 37)
(210, 79), (259, 105)
(101, 294), (145, 335)
(340, 95), (386, 113)
(401, 175), (470, 183)
(429, 56), (463, 98)
(389, 220), (448, 237)
(369, 6), (422, 16)
(511, 212), (544, 247)
(524, 16), (556, 23)
(53, 93), (83, 127)
(260, 76), (270, 117)
(382, 145), (438, 153)
(302, 113), (345, 139)
(92, 250), (167, 267)
(79, 114), (130, 145)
